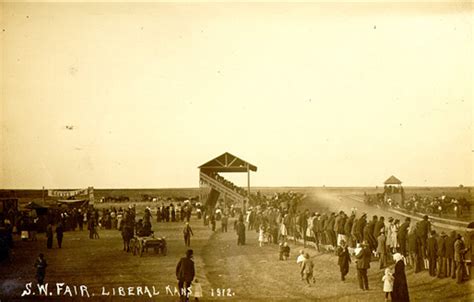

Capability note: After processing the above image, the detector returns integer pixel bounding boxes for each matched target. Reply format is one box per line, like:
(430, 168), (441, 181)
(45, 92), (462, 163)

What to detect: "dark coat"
(357, 218), (367, 238)
(377, 234), (387, 254)
(445, 234), (456, 259)
(373, 220), (385, 238)
(427, 236), (438, 258)
(56, 223), (64, 238)
(416, 220), (430, 239)
(407, 232), (418, 253)
(392, 260), (410, 302)
(398, 222), (410, 240)
(337, 246), (351, 267)
(236, 221), (246, 238)
(327, 216), (335, 231)
(336, 215), (346, 234)
(437, 236), (446, 257)
(344, 216), (354, 235)
(46, 225), (53, 239)
(355, 247), (371, 269)
(367, 220), (376, 238)
(176, 257), (195, 283)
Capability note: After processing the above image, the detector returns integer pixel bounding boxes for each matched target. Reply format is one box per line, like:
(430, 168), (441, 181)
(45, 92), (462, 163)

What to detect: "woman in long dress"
(392, 253), (410, 302)
(390, 220), (400, 253)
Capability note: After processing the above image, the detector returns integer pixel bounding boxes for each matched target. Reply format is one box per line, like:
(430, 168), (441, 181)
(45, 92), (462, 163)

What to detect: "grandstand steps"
(199, 172), (245, 205)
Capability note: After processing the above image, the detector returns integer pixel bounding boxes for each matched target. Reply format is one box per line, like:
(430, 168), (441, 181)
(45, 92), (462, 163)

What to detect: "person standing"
(88, 218), (95, 239)
(416, 215), (431, 260)
(355, 241), (371, 291)
(183, 222), (194, 247)
(296, 249), (306, 279)
(258, 225), (265, 247)
(377, 230), (388, 269)
(56, 222), (64, 248)
(398, 218), (410, 257)
(382, 268), (394, 302)
(279, 242), (290, 260)
(192, 278), (203, 301)
(446, 231), (456, 279)
(210, 214), (216, 232)
(30, 218), (38, 241)
(437, 232), (447, 278)
(236, 219), (246, 245)
(454, 234), (469, 283)
(176, 249), (195, 302)
(34, 253), (48, 285)
(427, 230), (438, 277)
(301, 253), (315, 285)
(221, 214), (228, 233)
(336, 239), (351, 281)
(392, 253), (410, 302)
(46, 223), (53, 249)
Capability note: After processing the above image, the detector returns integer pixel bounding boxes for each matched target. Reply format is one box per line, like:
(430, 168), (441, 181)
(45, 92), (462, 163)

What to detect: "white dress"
(258, 229), (265, 243)
(193, 283), (203, 298)
(389, 224), (399, 248)
(382, 274), (394, 292)
(280, 223), (288, 237)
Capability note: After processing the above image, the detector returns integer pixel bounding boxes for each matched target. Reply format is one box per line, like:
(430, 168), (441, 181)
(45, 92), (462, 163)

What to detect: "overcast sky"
(1, 2), (472, 189)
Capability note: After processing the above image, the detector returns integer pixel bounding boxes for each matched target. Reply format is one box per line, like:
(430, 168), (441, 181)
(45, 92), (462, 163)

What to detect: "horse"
(121, 219), (134, 252)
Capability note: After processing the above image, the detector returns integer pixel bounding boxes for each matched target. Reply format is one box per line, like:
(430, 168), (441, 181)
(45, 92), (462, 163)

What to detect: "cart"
(130, 235), (167, 257)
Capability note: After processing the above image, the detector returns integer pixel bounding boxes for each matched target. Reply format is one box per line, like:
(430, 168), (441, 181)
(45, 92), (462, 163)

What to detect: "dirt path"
(1, 194), (473, 301)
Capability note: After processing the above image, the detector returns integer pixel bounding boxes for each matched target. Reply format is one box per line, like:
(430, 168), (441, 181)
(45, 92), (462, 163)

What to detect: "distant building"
(383, 175), (404, 206)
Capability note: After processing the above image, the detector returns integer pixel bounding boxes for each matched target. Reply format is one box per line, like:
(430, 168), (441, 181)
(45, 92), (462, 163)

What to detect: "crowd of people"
(2, 184), (471, 302)
(205, 193), (472, 301)
(366, 191), (471, 219)
(206, 172), (249, 197)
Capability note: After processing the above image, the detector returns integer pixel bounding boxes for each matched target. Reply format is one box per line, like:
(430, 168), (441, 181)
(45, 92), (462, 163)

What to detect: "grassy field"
(1, 188), (473, 301)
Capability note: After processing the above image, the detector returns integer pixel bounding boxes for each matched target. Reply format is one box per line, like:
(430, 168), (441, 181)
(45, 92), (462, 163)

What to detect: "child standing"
(382, 268), (394, 302)
(34, 253), (47, 285)
(193, 279), (202, 301)
(258, 225), (265, 247)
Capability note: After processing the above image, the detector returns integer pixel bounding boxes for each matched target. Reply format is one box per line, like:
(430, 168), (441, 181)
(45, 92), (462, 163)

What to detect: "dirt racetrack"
(1, 189), (473, 301)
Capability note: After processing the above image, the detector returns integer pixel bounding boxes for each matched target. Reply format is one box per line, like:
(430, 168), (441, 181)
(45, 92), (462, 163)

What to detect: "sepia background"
(0, 2), (472, 189)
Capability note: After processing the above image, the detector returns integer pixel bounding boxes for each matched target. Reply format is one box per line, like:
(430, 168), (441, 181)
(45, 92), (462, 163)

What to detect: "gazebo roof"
(199, 152), (257, 173)
(384, 175), (402, 185)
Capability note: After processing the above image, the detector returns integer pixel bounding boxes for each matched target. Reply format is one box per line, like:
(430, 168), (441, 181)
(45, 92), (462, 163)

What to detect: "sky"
(0, 2), (472, 189)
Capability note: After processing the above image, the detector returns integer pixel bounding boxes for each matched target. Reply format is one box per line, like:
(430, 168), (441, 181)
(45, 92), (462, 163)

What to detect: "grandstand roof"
(384, 175), (402, 185)
(199, 152), (257, 173)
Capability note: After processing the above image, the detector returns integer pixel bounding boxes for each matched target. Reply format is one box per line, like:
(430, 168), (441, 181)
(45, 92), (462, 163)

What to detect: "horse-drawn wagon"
(130, 235), (167, 257)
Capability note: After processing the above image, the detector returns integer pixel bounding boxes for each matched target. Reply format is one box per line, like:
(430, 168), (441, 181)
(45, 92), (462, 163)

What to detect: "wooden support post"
(246, 164), (250, 213)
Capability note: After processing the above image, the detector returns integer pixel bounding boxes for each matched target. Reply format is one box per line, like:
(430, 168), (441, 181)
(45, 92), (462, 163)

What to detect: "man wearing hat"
(336, 239), (351, 281)
(355, 214), (367, 245)
(355, 241), (371, 290)
(454, 234), (470, 283)
(427, 230), (438, 277)
(377, 230), (388, 269)
(416, 215), (431, 259)
(446, 231), (456, 278)
(437, 231), (447, 278)
(176, 249), (195, 301)
(398, 217), (411, 257)
(312, 213), (322, 252)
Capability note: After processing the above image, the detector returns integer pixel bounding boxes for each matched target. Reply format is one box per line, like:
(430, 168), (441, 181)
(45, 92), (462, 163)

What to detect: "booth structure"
(384, 175), (405, 206)
(198, 152), (257, 212)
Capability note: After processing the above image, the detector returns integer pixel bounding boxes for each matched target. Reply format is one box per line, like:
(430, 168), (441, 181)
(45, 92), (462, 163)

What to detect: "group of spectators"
(402, 195), (470, 218)
(293, 209), (471, 283)
(155, 202), (193, 223)
(206, 172), (249, 197)
(211, 195), (472, 300)
(365, 191), (471, 219)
